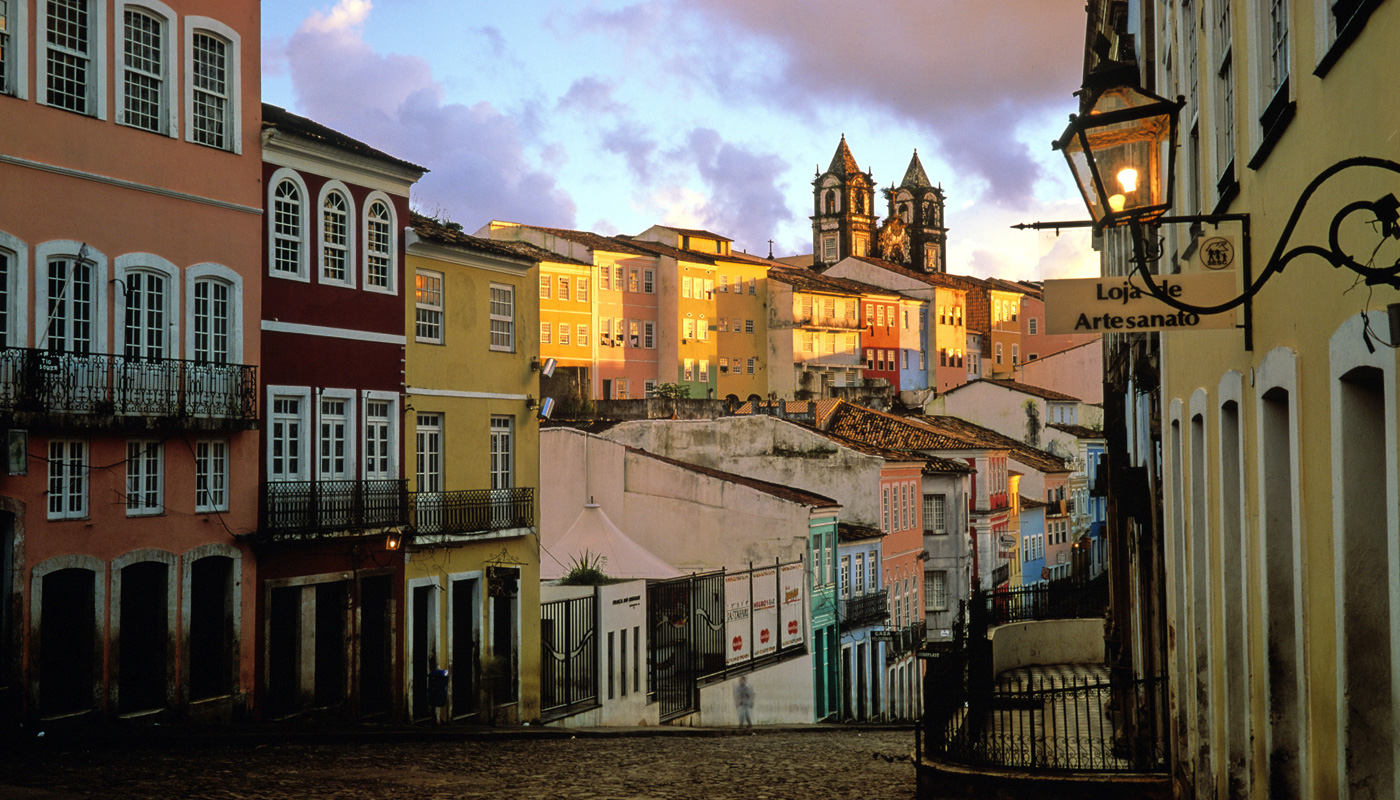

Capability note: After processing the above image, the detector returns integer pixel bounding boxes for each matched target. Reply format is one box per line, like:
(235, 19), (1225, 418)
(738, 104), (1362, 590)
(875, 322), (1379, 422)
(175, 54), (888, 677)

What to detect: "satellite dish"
(538, 396), (556, 420)
(541, 357), (557, 378)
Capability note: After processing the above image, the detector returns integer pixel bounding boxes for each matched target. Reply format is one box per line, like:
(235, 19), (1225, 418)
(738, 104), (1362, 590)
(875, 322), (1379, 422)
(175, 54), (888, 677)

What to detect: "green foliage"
(558, 550), (614, 585)
(1023, 399), (1042, 448)
(654, 382), (692, 399)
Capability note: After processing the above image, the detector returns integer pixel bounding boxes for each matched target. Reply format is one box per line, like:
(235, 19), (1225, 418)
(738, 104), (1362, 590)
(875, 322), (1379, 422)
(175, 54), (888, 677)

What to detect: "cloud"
(557, 77), (628, 116)
(673, 128), (795, 254)
(601, 123), (658, 181)
(277, 0), (575, 230)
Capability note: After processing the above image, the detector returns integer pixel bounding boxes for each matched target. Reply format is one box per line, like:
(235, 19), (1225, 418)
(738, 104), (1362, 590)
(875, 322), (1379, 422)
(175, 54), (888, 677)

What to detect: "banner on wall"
(780, 562), (805, 648)
(724, 572), (752, 664)
(751, 567), (778, 658)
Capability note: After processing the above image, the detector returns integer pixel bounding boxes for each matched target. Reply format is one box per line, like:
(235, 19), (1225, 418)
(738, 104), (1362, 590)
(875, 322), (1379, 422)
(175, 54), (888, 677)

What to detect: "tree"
(653, 382), (691, 399)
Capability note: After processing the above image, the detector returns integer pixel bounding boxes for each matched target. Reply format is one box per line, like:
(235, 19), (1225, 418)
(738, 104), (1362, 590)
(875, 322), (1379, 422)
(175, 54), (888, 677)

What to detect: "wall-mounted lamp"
(525, 395), (537, 409)
(385, 529), (404, 551)
(531, 356), (557, 378)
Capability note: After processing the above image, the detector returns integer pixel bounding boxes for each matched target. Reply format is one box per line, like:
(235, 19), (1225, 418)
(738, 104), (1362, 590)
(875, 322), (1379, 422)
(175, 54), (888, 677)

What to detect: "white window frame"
(114, 253), (179, 360)
(577, 276), (588, 303)
(489, 283), (514, 352)
(540, 321), (551, 344)
(0, 1), (30, 99)
(414, 269), (444, 344)
(267, 168), (310, 282)
(125, 439), (163, 516)
(317, 180), (355, 288)
(0, 232), (32, 348)
(266, 385), (312, 481)
(361, 191), (398, 294)
(642, 269), (654, 294)
(116, 1), (177, 135)
(183, 16), (241, 153)
(195, 438), (228, 512)
(559, 323), (570, 346)
(539, 273), (551, 299)
(184, 262), (242, 364)
(489, 415), (513, 490)
(35, 240), (108, 353)
(39, 0), (107, 117)
(643, 321), (655, 349)
(558, 276), (571, 302)
(415, 412), (443, 492)
(47, 439), (89, 519)
(316, 389), (357, 481)
(362, 390), (399, 481)
(644, 380), (657, 398)
(577, 324), (588, 347)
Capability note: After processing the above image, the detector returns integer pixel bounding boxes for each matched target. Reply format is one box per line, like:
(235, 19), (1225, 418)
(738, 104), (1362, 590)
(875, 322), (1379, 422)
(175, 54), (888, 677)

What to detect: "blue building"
(836, 523), (888, 721)
(1019, 498), (1048, 586)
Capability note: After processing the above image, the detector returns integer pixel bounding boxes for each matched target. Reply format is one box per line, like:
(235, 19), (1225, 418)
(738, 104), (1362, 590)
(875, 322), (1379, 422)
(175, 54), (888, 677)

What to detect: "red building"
(860, 291), (903, 389)
(252, 105), (423, 719)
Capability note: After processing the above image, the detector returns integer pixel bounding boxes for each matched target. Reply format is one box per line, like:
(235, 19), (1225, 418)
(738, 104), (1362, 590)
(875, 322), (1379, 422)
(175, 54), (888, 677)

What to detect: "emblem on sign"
(1201, 237), (1235, 270)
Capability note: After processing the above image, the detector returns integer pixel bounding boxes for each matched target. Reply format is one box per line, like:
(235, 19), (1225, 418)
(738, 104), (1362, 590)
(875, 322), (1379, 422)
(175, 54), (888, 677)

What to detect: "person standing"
(734, 676), (755, 728)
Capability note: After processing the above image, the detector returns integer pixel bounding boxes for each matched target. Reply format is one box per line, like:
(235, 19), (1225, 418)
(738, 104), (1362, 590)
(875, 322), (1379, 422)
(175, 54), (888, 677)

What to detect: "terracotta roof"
(774, 254), (816, 269)
(838, 522), (886, 543)
(768, 266), (905, 298)
(624, 447), (841, 510)
(262, 104), (426, 174)
(918, 414), (1071, 474)
(653, 225), (733, 242)
(827, 135), (863, 177)
(518, 225), (655, 257)
(1048, 423), (1105, 439)
(942, 377), (1083, 403)
(1020, 495), (1049, 510)
(614, 236), (718, 264)
(923, 456), (977, 476)
(826, 403), (982, 453)
(899, 150), (935, 190)
(844, 256), (972, 290)
(724, 250), (782, 266)
(411, 213), (571, 264)
(985, 277), (1036, 297)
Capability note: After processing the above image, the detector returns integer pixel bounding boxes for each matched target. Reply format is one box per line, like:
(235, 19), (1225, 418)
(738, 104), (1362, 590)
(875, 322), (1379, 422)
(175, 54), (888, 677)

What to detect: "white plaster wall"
(602, 416), (885, 528)
(990, 618), (1105, 676)
(1014, 341), (1104, 404)
(541, 581), (656, 728)
(696, 655), (816, 725)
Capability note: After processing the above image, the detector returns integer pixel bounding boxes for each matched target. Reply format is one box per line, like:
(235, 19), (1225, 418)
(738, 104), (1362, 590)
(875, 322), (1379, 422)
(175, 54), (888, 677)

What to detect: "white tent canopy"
(542, 503), (682, 581)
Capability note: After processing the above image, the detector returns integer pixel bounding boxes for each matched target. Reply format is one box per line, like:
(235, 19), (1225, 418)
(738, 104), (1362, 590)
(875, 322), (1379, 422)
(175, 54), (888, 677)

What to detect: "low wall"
(988, 618), (1103, 676)
(917, 757), (1169, 800)
(693, 655), (815, 726)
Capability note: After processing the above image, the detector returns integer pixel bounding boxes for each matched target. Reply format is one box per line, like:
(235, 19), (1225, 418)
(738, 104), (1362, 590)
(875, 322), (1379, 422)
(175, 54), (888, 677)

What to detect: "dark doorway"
(451, 578), (478, 717)
(0, 511), (14, 716)
(313, 581), (347, 708)
(117, 561), (168, 714)
(266, 585), (301, 716)
(357, 574), (393, 718)
(188, 556), (234, 701)
(39, 568), (96, 717)
(490, 568), (518, 705)
(856, 642), (868, 720)
(410, 583), (434, 721)
(842, 647), (853, 720)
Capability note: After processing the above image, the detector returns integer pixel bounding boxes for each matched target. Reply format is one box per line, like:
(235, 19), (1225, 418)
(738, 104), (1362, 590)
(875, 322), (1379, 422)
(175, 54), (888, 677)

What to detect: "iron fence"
(540, 594), (597, 719)
(839, 588), (888, 631)
(262, 479), (407, 534)
(980, 573), (1108, 627)
(410, 488), (534, 536)
(885, 620), (927, 659)
(0, 347), (257, 424)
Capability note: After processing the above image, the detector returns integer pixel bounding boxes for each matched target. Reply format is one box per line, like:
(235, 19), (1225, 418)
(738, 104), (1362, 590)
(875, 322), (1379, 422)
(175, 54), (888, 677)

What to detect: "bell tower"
(880, 150), (948, 273)
(811, 135), (877, 269)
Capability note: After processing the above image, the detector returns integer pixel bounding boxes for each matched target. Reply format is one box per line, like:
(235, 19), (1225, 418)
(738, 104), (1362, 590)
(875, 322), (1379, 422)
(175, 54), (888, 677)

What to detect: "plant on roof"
(559, 550), (614, 585)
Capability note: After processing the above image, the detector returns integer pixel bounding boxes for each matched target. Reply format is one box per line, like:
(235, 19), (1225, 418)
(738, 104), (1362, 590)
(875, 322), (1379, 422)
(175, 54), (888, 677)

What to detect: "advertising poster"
(780, 562), (805, 648)
(724, 572), (751, 665)
(751, 567), (778, 658)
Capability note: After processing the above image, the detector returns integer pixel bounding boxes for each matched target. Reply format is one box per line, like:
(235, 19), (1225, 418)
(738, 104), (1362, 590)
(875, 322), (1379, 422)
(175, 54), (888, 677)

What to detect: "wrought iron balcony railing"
(888, 620), (928, 658)
(409, 487), (535, 537)
(840, 588), (889, 631)
(262, 479), (407, 536)
(0, 347), (257, 427)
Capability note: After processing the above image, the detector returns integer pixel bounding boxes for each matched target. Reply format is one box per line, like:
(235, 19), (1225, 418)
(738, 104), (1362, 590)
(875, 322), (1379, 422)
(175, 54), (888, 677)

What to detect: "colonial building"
(0, 0), (262, 722)
(879, 151), (949, 274)
(812, 136), (878, 268)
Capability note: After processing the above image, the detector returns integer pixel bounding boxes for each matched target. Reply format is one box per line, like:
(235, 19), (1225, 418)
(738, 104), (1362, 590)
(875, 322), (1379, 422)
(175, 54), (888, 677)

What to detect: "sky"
(261, 0), (1100, 281)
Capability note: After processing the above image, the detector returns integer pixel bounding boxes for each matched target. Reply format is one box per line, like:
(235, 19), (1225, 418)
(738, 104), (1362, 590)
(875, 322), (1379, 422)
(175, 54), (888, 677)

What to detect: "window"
(697, 318), (708, 341)
(364, 199), (394, 291)
(321, 189), (351, 284)
(744, 319), (754, 334)
(925, 494), (947, 535)
(719, 357), (729, 373)
(48, 439), (88, 519)
(489, 284), (514, 351)
(363, 398), (393, 479)
(613, 265), (623, 289)
(0, 247), (10, 348)
(1028, 317), (1038, 335)
(190, 29), (231, 149)
(627, 320), (639, 348)
(319, 398), (350, 479)
(489, 416), (512, 489)
(43, 256), (94, 353)
(643, 269), (654, 293)
(901, 350), (909, 370)
(195, 440), (228, 512)
(415, 270), (443, 343)
(643, 321), (655, 349)
(877, 306), (886, 328)
(854, 554), (865, 596)
(840, 556), (851, 599)
(1213, 0), (1235, 180)
(559, 323), (570, 346)
(644, 380), (656, 398)
(719, 275), (728, 292)
(683, 318), (695, 340)
(539, 274), (551, 299)
(615, 378), (630, 399)
(882, 487), (891, 532)
(683, 358), (694, 381)
(822, 236), (836, 263)
(0, 1), (14, 97)
(628, 269), (639, 292)
(577, 325), (588, 347)
(125, 440), (162, 515)
(747, 358), (755, 375)
(1266, 0), (1289, 101)
(122, 270), (167, 359)
(995, 343), (1003, 365)
(682, 276), (692, 299)
(698, 360), (709, 382)
(416, 413), (442, 492)
(704, 279), (713, 299)
(121, 7), (168, 133)
(718, 318), (728, 333)
(1012, 344), (1019, 365)
(270, 396), (304, 481)
(558, 277), (570, 301)
(577, 277), (588, 302)
(271, 178), (305, 277)
(539, 322), (551, 344)
(44, 0), (98, 114)
(930, 571), (948, 611)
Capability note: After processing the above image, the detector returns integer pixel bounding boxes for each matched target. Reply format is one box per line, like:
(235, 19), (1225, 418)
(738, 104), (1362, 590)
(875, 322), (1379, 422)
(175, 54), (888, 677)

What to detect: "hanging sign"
(1043, 271), (1239, 334)
(780, 563), (805, 648)
(724, 572), (752, 665)
(751, 567), (779, 658)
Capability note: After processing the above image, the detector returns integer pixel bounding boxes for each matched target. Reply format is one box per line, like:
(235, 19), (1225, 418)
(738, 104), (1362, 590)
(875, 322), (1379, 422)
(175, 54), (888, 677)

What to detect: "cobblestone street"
(0, 728), (918, 800)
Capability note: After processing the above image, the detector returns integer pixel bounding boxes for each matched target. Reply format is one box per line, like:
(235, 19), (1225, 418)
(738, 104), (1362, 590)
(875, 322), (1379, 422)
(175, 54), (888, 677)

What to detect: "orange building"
(0, 0), (262, 722)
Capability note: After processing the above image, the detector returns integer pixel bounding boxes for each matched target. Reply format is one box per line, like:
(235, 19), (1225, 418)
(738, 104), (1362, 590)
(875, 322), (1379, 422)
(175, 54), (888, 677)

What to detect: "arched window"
(271, 176), (305, 277)
(363, 195), (396, 292)
(321, 189), (351, 285)
(191, 278), (230, 363)
(824, 189), (837, 214)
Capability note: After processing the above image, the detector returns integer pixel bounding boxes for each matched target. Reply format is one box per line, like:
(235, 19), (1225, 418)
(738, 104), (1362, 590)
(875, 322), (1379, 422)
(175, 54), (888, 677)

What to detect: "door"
(488, 416), (513, 527)
(415, 414), (443, 533)
(319, 399), (351, 525)
(121, 271), (173, 412)
(450, 578), (480, 718)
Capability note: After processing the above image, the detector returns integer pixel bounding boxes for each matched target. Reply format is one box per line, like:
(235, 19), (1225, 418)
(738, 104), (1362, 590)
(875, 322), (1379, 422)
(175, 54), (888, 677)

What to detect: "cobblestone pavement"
(0, 728), (918, 800)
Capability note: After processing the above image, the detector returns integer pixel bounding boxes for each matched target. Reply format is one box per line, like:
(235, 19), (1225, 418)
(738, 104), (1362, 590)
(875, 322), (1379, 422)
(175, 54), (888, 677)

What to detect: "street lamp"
(1053, 83), (1183, 229)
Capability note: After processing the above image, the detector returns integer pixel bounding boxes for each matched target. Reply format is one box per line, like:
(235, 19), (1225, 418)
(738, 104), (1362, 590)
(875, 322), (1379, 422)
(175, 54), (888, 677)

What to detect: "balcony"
(795, 314), (863, 331)
(0, 347), (257, 430)
(886, 621), (927, 658)
(409, 487), (535, 540)
(840, 588), (889, 631)
(261, 479), (407, 538)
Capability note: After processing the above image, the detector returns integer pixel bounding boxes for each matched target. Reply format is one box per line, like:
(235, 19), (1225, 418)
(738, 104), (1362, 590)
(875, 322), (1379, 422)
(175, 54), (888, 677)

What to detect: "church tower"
(879, 150), (948, 273)
(811, 135), (877, 269)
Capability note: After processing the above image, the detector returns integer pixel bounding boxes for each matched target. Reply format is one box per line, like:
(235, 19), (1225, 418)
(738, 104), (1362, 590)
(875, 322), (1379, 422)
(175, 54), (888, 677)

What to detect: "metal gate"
(540, 594), (596, 718)
(646, 571), (723, 721)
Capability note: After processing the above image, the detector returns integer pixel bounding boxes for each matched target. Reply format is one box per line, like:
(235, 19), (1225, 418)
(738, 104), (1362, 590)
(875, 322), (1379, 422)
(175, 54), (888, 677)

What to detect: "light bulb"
(1108, 194), (1127, 212)
(1116, 167), (1139, 193)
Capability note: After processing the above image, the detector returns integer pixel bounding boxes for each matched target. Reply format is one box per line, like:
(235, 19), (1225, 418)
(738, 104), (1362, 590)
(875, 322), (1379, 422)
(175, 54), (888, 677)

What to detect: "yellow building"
(402, 214), (544, 723)
(537, 253), (596, 404)
(1092, 3), (1400, 798)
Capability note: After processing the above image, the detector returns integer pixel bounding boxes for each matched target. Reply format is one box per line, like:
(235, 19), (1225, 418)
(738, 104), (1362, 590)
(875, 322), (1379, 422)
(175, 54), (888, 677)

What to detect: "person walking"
(734, 675), (755, 728)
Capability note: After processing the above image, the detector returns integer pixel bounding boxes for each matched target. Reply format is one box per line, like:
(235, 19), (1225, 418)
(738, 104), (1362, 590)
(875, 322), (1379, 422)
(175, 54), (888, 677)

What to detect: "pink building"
(0, 0), (262, 722)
